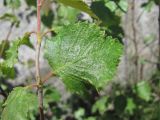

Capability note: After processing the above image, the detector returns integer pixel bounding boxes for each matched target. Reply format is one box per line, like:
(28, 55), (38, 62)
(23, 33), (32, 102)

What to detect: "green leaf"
(125, 98), (136, 115)
(92, 96), (108, 115)
(114, 95), (127, 113)
(42, 9), (54, 28)
(5, 32), (33, 68)
(135, 81), (152, 101)
(0, 33), (33, 77)
(118, 0), (128, 12)
(0, 40), (10, 59)
(85, 117), (96, 120)
(144, 34), (155, 45)
(45, 22), (123, 94)
(105, 1), (117, 12)
(1, 87), (38, 120)
(5, 0), (21, 9)
(56, 4), (80, 25)
(0, 65), (15, 79)
(91, 1), (120, 26)
(56, 0), (98, 19)
(141, 1), (155, 12)
(25, 0), (36, 7)
(74, 108), (85, 120)
(0, 13), (20, 27)
(44, 85), (61, 103)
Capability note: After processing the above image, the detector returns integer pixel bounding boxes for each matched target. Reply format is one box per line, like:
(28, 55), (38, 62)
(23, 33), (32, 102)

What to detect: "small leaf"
(56, 4), (80, 25)
(74, 108), (85, 120)
(141, 1), (155, 12)
(0, 40), (10, 59)
(45, 22), (123, 94)
(44, 85), (61, 103)
(114, 95), (127, 113)
(92, 96), (108, 115)
(5, 0), (21, 8)
(135, 81), (152, 101)
(106, 1), (117, 12)
(42, 9), (54, 28)
(0, 33), (33, 77)
(56, 0), (98, 19)
(5, 33), (33, 68)
(0, 13), (20, 27)
(91, 1), (120, 26)
(1, 87), (38, 120)
(25, 0), (36, 7)
(118, 0), (128, 12)
(144, 34), (155, 45)
(125, 98), (136, 115)
(0, 64), (15, 78)
(85, 117), (96, 120)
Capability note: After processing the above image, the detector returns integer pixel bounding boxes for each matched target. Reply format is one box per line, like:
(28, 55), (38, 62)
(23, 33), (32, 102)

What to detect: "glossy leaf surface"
(1, 87), (38, 120)
(57, 0), (98, 19)
(45, 22), (123, 94)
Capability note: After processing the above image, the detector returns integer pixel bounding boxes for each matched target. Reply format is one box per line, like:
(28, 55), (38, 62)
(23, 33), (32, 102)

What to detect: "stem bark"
(36, 0), (44, 120)
(158, 4), (160, 70)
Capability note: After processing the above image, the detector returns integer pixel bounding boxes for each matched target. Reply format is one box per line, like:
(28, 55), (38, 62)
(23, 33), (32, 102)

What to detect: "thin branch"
(0, 23), (14, 57)
(29, 31), (37, 36)
(42, 71), (54, 84)
(25, 83), (38, 89)
(131, 0), (139, 82)
(36, 43), (44, 120)
(5, 23), (14, 40)
(42, 29), (55, 38)
(157, 4), (160, 70)
(36, 0), (44, 120)
(36, 42), (41, 85)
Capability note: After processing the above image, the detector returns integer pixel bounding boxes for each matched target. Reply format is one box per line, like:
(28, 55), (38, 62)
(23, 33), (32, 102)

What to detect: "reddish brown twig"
(29, 31), (37, 36)
(25, 83), (38, 89)
(42, 71), (54, 84)
(36, 0), (44, 120)
(42, 29), (55, 38)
